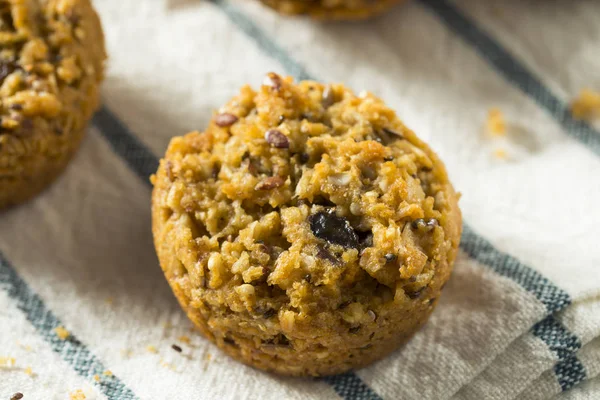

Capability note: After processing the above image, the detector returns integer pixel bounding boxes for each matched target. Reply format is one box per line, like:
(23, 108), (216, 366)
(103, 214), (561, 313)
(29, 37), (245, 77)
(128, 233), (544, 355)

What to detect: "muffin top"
(0, 0), (105, 163)
(152, 73), (461, 328)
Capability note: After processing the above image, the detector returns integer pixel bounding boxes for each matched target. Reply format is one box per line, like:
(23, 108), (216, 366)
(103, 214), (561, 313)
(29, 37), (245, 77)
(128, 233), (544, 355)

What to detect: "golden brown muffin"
(0, 0), (106, 209)
(152, 73), (462, 376)
(260, 0), (406, 20)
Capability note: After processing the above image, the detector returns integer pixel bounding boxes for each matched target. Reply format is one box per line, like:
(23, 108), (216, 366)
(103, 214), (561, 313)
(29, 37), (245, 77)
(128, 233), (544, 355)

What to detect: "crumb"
(0, 356), (16, 367)
(486, 108), (506, 136)
(178, 335), (191, 344)
(16, 341), (33, 352)
(204, 352), (212, 362)
(146, 345), (158, 354)
(159, 358), (177, 371)
(93, 374), (100, 382)
(571, 89), (600, 120)
(10, 393), (24, 400)
(69, 389), (86, 400)
(493, 148), (508, 160)
(171, 344), (182, 353)
(103, 370), (113, 377)
(24, 366), (34, 376)
(54, 326), (70, 340)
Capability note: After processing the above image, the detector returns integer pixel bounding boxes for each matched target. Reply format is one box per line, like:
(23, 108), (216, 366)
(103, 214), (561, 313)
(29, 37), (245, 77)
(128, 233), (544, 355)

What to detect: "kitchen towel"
(1, 0), (599, 399)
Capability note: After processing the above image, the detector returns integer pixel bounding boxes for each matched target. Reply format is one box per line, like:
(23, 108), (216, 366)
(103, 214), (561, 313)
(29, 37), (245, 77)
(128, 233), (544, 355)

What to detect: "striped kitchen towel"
(1, 0), (599, 399)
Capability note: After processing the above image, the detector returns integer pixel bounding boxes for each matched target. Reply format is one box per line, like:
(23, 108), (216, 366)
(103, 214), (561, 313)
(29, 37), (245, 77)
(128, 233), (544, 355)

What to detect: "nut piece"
(215, 113), (238, 127)
(255, 176), (285, 191)
(265, 129), (290, 148)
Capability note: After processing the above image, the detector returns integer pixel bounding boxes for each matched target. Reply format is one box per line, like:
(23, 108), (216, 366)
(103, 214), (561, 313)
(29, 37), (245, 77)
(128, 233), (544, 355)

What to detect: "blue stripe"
(210, 0), (312, 81)
(461, 225), (570, 314)
(532, 316), (587, 391)
(419, 0), (600, 157)
(0, 251), (138, 400)
(92, 106), (159, 182)
(323, 373), (384, 400)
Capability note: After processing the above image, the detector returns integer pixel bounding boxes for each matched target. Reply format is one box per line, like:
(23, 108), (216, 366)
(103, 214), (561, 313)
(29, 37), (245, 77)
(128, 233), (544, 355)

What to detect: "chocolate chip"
(11, 393), (24, 400)
(264, 129), (289, 148)
(316, 245), (341, 265)
(263, 72), (282, 91)
(349, 326), (361, 334)
(384, 156), (394, 162)
(255, 176), (285, 191)
(263, 309), (276, 319)
(304, 274), (312, 283)
(9, 104), (22, 111)
(322, 85), (335, 108)
(384, 253), (397, 262)
(420, 166), (433, 172)
(214, 113), (238, 127)
(171, 344), (182, 353)
(308, 211), (359, 249)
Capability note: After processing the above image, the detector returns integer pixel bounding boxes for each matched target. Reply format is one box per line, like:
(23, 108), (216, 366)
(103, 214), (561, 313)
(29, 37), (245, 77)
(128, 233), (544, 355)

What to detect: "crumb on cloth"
(571, 89), (600, 120)
(486, 108), (506, 136)
(54, 326), (70, 340)
(0, 356), (16, 367)
(493, 148), (508, 160)
(69, 389), (86, 400)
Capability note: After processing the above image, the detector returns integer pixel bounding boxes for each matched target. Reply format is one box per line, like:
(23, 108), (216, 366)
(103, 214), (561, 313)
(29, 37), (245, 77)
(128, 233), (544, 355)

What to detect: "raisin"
(308, 211), (359, 249)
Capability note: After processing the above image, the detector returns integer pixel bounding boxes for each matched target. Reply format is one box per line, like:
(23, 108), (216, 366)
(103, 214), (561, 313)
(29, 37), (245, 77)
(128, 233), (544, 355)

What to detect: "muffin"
(0, 0), (106, 210)
(259, 0), (405, 20)
(151, 73), (462, 376)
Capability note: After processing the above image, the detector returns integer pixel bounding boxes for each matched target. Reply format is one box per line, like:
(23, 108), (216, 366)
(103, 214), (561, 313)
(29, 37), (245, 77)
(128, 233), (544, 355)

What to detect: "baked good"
(151, 73), (462, 376)
(0, 0), (106, 209)
(259, 0), (405, 20)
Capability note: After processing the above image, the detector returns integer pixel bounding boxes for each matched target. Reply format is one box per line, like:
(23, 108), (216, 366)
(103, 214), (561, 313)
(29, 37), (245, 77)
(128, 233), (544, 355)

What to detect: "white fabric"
(455, 300), (600, 400)
(1, 0), (599, 399)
